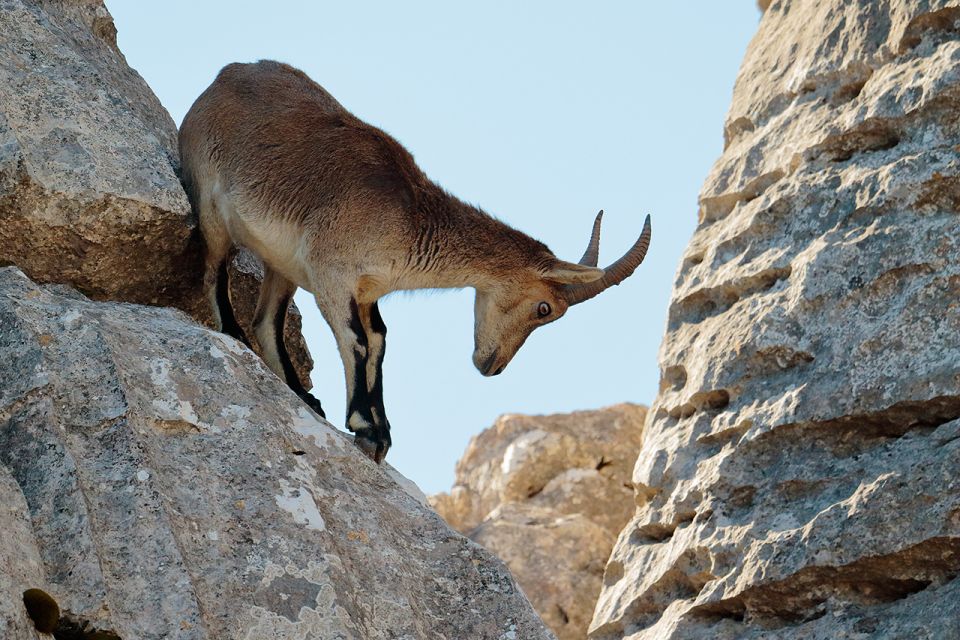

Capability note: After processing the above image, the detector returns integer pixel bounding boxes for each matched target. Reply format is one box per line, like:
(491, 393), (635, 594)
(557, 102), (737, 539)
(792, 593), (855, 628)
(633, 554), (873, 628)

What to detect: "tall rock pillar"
(593, 2), (960, 637)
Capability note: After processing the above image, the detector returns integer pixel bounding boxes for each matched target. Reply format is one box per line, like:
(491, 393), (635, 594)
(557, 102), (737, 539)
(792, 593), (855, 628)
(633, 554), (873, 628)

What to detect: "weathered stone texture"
(0, 267), (551, 640)
(592, 1), (960, 638)
(0, 0), (190, 304)
(432, 404), (645, 640)
(0, 0), (313, 388)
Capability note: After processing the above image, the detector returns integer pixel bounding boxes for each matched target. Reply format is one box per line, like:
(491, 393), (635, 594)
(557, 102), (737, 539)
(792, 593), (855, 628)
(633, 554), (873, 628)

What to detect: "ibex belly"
(225, 204), (313, 290)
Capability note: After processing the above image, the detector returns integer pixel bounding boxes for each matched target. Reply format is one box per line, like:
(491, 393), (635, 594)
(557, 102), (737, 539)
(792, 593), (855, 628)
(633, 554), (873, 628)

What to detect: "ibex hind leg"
(199, 195), (251, 346)
(253, 266), (325, 418)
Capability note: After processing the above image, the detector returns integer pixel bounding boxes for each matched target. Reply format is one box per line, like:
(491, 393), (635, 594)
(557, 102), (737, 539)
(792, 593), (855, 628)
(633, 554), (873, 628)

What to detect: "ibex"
(179, 60), (651, 463)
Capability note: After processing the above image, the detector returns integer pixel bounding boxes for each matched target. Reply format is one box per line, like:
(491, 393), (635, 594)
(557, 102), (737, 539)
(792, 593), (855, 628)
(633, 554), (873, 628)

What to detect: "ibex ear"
(542, 261), (604, 284)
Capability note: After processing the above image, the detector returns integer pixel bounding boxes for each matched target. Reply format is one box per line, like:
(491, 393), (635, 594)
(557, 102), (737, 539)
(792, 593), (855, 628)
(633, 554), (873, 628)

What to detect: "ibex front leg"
(318, 293), (391, 463)
(358, 300), (388, 436)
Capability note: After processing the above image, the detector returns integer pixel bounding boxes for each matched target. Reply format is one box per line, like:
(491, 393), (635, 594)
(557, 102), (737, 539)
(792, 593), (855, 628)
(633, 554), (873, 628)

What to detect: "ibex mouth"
(478, 349), (501, 376)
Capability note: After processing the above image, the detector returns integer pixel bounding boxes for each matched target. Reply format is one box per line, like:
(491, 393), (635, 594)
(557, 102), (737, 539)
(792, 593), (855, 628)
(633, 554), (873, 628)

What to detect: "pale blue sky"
(107, 1), (759, 494)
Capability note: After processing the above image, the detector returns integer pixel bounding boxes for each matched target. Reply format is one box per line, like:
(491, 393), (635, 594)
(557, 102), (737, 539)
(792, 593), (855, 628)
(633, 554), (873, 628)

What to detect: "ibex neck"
(407, 190), (550, 291)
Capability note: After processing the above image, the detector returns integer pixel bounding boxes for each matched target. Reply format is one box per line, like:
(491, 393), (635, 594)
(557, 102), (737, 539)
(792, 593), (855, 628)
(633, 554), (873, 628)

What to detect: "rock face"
(592, 2), (960, 638)
(432, 405), (645, 640)
(0, 0), (313, 388)
(0, 0), (188, 305)
(0, 266), (552, 640)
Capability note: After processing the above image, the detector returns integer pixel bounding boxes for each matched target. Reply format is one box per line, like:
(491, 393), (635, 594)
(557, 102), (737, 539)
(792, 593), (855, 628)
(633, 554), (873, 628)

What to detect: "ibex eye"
(537, 302), (552, 318)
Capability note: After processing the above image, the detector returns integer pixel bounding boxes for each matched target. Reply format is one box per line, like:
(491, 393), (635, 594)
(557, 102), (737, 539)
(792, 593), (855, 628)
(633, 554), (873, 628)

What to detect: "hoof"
(298, 391), (326, 418)
(354, 430), (391, 464)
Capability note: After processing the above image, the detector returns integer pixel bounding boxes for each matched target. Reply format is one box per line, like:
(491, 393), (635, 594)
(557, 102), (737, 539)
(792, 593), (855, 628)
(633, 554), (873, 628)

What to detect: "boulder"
(432, 405), (645, 640)
(0, 0), (313, 389)
(0, 267), (551, 640)
(592, 1), (960, 638)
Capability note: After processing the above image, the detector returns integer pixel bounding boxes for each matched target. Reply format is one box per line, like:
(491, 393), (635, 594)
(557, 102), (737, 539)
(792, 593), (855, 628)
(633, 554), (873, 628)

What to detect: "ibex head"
(472, 211), (652, 376)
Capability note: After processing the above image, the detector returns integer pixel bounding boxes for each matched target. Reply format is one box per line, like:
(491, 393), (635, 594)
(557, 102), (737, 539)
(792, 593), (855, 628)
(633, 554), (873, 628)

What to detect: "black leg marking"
(369, 301), (387, 336)
(346, 299), (391, 463)
(216, 260), (251, 347)
(347, 299), (369, 350)
(345, 299), (373, 423)
(367, 302), (388, 418)
(273, 293), (325, 418)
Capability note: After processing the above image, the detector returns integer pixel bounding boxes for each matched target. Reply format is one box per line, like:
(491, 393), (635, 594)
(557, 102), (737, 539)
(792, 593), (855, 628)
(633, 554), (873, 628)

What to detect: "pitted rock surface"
(591, 2), (960, 638)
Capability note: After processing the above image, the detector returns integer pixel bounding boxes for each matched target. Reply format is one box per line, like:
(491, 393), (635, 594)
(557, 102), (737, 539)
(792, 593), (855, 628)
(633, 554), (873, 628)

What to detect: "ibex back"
(179, 60), (651, 463)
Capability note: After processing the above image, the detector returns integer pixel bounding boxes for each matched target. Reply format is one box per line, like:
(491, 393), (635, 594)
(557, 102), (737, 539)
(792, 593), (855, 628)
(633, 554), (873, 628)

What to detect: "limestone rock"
(0, 0), (313, 388)
(432, 405), (645, 640)
(0, 267), (551, 640)
(592, 1), (960, 638)
(0, 467), (46, 640)
(0, 0), (189, 304)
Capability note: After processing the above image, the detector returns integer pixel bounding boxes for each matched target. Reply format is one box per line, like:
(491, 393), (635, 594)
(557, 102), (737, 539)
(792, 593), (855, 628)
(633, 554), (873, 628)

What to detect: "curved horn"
(564, 214), (651, 306)
(578, 210), (603, 266)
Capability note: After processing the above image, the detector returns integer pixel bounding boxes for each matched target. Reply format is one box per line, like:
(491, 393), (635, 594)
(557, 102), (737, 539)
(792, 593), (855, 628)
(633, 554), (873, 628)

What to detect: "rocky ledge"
(0, 0), (314, 389)
(0, 267), (551, 640)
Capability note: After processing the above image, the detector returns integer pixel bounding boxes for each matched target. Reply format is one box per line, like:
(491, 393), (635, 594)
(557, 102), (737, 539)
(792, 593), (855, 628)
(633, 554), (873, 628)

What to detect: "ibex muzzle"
(179, 60), (651, 463)
(470, 210), (651, 377)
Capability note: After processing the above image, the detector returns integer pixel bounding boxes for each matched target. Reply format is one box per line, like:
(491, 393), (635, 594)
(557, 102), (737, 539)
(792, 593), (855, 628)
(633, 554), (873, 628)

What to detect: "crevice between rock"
(670, 265), (792, 329)
(688, 537), (960, 628)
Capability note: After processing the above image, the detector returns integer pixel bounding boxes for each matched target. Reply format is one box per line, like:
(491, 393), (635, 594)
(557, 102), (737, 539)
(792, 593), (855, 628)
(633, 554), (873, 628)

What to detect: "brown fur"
(179, 60), (623, 462)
